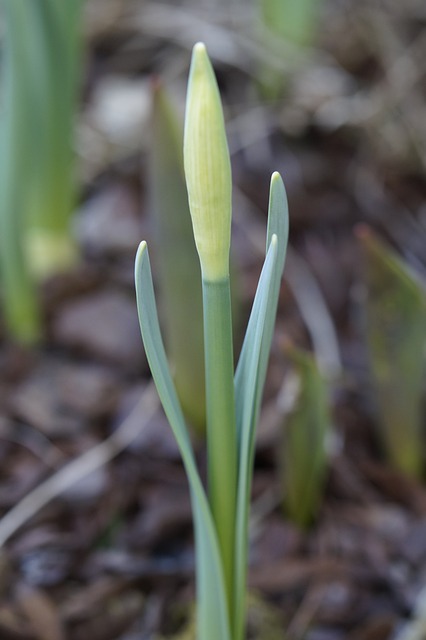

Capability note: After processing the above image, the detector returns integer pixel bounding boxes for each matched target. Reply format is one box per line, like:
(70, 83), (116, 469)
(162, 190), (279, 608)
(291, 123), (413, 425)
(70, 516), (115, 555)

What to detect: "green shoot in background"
(150, 81), (206, 434)
(259, 0), (319, 47)
(359, 226), (426, 479)
(0, 0), (82, 342)
(135, 43), (289, 640)
(0, 1), (40, 341)
(256, 0), (321, 99)
(280, 347), (330, 528)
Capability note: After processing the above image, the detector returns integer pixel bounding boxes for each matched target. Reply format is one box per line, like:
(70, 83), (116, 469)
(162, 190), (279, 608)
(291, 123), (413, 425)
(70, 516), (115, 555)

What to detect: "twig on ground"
(0, 383), (158, 547)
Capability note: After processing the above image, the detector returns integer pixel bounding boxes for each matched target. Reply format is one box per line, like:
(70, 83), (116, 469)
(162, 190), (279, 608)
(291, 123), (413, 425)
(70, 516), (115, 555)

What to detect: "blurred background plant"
(359, 226), (426, 479)
(256, 0), (321, 99)
(149, 81), (206, 434)
(259, 0), (319, 48)
(279, 346), (331, 529)
(0, 0), (82, 342)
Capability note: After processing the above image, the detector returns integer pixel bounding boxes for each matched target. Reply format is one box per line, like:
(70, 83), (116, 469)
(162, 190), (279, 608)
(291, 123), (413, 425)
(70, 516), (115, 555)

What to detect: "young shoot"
(135, 43), (289, 640)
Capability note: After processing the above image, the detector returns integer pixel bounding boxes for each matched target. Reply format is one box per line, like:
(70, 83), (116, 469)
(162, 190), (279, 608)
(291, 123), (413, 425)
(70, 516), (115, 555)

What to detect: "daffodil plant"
(135, 43), (289, 640)
(0, 0), (82, 342)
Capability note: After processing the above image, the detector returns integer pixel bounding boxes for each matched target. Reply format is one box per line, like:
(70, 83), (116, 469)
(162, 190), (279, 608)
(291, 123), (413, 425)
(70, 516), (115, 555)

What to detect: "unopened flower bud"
(184, 42), (232, 282)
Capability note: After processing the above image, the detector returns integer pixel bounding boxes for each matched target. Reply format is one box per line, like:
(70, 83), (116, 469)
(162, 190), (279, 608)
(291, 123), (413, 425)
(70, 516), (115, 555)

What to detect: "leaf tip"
(135, 240), (148, 271)
(137, 239), (147, 255)
(271, 171), (285, 192)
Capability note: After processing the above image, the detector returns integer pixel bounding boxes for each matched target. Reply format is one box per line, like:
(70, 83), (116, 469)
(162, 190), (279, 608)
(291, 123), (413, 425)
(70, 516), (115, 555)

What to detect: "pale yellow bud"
(184, 42), (232, 282)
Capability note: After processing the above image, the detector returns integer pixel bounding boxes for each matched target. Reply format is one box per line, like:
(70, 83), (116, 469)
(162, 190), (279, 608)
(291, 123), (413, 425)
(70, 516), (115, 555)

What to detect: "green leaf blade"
(233, 172), (289, 640)
(134, 242), (231, 640)
(233, 237), (277, 640)
(236, 171), (289, 444)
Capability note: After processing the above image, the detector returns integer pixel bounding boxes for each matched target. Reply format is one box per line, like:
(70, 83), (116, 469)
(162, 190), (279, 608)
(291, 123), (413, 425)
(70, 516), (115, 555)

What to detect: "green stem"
(202, 276), (237, 621)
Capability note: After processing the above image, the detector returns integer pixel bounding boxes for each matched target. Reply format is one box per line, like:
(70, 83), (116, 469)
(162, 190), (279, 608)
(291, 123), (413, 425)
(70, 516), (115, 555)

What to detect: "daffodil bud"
(184, 42), (232, 282)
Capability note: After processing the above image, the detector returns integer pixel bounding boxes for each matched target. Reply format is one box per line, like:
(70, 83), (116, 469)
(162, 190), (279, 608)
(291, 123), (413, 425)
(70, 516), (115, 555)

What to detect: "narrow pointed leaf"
(235, 172), (289, 444)
(235, 174), (289, 465)
(134, 242), (231, 640)
(233, 237), (278, 639)
(233, 172), (288, 640)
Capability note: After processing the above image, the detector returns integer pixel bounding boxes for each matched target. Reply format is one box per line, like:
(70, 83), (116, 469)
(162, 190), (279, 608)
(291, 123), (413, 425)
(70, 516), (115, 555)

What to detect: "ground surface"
(1, 1), (426, 638)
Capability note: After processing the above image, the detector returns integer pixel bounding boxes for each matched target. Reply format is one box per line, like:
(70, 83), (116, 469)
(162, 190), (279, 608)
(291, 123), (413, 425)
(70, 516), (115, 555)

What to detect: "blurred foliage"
(150, 81), (206, 434)
(281, 347), (330, 528)
(160, 592), (283, 640)
(359, 227), (426, 479)
(0, 1), (41, 341)
(259, 0), (318, 47)
(24, 0), (82, 278)
(0, 0), (82, 342)
(256, 0), (320, 99)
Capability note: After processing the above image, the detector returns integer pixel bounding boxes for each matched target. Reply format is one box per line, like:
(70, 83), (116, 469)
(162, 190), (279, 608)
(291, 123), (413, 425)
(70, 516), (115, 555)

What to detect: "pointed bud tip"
(193, 42), (206, 55)
(190, 42), (209, 74)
